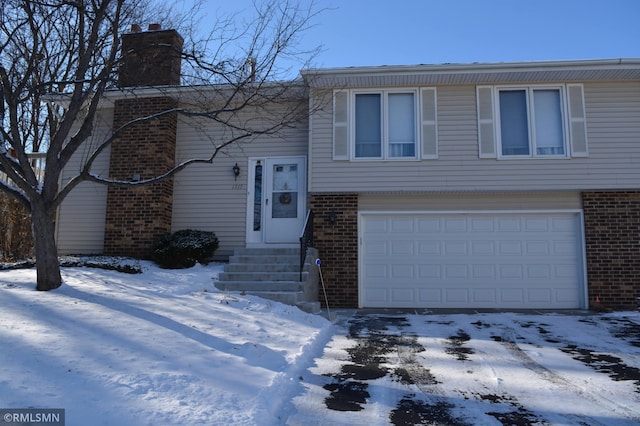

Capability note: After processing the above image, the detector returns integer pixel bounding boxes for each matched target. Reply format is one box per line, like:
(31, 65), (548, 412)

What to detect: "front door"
(247, 156), (306, 245)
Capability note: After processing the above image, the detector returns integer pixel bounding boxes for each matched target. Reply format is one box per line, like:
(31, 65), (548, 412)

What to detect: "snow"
(1, 261), (639, 425)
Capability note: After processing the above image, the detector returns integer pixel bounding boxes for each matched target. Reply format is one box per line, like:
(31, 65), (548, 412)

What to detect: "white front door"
(246, 156), (306, 245)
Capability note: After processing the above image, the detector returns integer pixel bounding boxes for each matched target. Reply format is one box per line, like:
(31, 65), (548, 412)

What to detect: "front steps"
(214, 248), (320, 314)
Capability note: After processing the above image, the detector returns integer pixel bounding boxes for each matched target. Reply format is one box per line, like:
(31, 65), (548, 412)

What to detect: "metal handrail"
(299, 209), (314, 281)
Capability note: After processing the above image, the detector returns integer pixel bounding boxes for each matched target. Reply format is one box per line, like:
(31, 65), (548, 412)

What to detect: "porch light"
(327, 211), (337, 224)
(233, 163), (240, 180)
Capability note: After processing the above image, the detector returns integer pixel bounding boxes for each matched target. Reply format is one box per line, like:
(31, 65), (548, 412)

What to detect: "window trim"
(351, 88), (420, 161)
(494, 84), (570, 159)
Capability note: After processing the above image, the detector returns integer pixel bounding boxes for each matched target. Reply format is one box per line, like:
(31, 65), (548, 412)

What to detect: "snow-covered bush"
(152, 229), (219, 269)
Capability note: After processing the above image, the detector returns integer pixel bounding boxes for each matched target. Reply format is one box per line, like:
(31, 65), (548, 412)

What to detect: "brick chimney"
(104, 26), (183, 258)
(118, 24), (183, 87)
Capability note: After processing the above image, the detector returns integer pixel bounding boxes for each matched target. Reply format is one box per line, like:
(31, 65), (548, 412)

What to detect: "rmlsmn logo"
(0, 409), (65, 425)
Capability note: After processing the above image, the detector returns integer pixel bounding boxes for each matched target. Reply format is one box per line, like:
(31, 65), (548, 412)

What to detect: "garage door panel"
(500, 289), (525, 304)
(390, 288), (415, 303)
(417, 218), (441, 232)
(391, 240), (415, 255)
(445, 288), (469, 303)
(471, 241), (495, 255)
(390, 264), (414, 279)
(418, 241), (440, 255)
(528, 289), (553, 303)
(500, 241), (522, 255)
(361, 212), (583, 309)
(391, 217), (415, 232)
(445, 241), (467, 255)
(471, 264), (496, 279)
(470, 218), (494, 232)
(472, 288), (497, 303)
(364, 240), (387, 256)
(418, 264), (441, 278)
(417, 288), (442, 304)
(526, 241), (550, 255)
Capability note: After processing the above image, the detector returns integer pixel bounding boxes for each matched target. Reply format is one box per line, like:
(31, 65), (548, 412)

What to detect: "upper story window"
(355, 91), (416, 159)
(498, 87), (565, 157)
(333, 88), (437, 161)
(477, 84), (588, 159)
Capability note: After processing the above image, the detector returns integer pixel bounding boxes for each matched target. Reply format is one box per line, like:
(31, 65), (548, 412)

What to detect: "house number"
(232, 184), (246, 190)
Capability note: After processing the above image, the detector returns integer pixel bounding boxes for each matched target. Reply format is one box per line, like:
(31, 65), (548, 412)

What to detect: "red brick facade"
(310, 193), (359, 307)
(103, 97), (178, 257)
(103, 28), (183, 258)
(119, 28), (183, 87)
(583, 191), (640, 309)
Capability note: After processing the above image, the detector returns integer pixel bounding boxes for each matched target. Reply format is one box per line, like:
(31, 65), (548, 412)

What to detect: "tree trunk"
(31, 202), (62, 291)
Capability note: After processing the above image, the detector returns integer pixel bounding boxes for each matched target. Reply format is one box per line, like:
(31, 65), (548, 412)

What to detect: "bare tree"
(0, 0), (320, 290)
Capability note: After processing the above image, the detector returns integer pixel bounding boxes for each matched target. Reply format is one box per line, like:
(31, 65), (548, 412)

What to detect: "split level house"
(55, 26), (640, 310)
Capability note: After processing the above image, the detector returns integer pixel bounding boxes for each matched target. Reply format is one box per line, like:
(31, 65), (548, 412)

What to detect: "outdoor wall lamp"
(327, 211), (337, 224)
(232, 163), (240, 180)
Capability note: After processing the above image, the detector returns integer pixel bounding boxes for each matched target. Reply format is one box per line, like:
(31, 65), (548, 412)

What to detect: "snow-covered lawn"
(1, 261), (639, 425)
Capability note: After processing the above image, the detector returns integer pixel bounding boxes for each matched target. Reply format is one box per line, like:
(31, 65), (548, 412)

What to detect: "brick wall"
(119, 28), (183, 87)
(583, 191), (640, 309)
(103, 97), (178, 257)
(310, 193), (359, 307)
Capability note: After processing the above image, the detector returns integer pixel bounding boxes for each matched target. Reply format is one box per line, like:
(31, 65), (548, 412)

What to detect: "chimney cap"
(148, 23), (162, 31)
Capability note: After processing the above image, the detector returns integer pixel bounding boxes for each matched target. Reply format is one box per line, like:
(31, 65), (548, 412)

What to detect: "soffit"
(303, 59), (640, 88)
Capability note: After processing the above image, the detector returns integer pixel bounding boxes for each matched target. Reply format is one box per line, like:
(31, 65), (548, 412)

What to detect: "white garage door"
(360, 212), (584, 309)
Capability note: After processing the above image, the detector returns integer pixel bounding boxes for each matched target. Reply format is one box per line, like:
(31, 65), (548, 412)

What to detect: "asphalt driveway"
(288, 310), (640, 425)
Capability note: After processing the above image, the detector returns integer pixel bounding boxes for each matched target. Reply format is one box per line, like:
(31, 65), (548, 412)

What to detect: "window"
(477, 84), (587, 159)
(333, 88), (438, 161)
(354, 91), (417, 159)
(498, 87), (565, 157)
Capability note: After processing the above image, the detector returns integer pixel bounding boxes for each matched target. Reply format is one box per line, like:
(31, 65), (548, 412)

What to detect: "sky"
(200, 0), (639, 71)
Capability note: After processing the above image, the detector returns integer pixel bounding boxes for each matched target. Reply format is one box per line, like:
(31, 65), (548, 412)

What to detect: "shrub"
(0, 192), (34, 261)
(152, 229), (219, 269)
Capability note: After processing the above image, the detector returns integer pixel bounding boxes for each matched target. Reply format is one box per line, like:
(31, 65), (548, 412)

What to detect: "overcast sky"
(201, 0), (639, 70)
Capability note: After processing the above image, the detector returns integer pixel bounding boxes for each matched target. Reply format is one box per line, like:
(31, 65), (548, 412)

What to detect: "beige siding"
(309, 82), (640, 193)
(56, 109), (113, 254)
(359, 192), (582, 211)
(171, 104), (309, 253)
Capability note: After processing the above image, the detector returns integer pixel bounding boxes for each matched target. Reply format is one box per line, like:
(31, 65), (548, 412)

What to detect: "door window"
(271, 164), (298, 219)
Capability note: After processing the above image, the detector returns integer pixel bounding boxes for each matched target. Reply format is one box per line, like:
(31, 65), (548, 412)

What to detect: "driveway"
(287, 310), (640, 425)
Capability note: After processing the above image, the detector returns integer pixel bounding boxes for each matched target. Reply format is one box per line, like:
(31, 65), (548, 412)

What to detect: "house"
(55, 26), (640, 310)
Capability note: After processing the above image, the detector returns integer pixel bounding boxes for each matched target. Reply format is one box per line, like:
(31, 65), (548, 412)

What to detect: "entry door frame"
(245, 156), (307, 247)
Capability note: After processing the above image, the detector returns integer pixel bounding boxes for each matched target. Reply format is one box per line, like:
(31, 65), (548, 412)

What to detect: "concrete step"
(214, 280), (304, 292)
(219, 271), (306, 282)
(223, 263), (301, 273)
(234, 248), (299, 255)
(215, 247), (318, 311)
(229, 254), (299, 264)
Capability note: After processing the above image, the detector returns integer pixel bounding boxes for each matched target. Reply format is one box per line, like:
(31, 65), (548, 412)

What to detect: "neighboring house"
(55, 26), (640, 310)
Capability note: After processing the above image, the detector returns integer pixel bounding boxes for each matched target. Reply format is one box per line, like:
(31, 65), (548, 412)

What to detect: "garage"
(360, 212), (585, 309)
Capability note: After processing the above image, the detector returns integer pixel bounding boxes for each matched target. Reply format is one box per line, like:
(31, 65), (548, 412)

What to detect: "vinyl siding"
(56, 109), (113, 254)
(309, 81), (640, 193)
(171, 104), (309, 253)
(359, 192), (582, 211)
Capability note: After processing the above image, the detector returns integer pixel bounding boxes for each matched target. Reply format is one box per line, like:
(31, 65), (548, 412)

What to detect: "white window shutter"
(567, 84), (588, 157)
(420, 88), (438, 159)
(333, 90), (349, 160)
(476, 86), (497, 158)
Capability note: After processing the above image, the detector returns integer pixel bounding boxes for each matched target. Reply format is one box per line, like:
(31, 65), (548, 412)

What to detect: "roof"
(301, 58), (640, 88)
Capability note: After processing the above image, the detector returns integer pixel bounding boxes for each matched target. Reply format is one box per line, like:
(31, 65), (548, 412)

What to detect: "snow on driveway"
(1, 261), (639, 425)
(291, 311), (640, 425)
